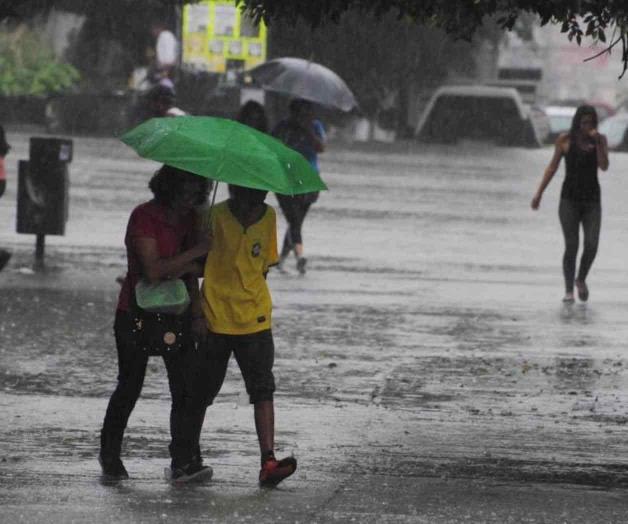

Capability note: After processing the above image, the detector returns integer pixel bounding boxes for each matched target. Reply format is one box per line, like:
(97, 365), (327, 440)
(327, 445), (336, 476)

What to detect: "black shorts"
(190, 329), (276, 405)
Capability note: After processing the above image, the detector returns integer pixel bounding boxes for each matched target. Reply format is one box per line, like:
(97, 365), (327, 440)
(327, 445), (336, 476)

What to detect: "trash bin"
(16, 137), (73, 236)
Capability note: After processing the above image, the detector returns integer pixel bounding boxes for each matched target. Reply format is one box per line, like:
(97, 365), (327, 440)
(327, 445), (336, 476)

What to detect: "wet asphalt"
(1, 131), (628, 523)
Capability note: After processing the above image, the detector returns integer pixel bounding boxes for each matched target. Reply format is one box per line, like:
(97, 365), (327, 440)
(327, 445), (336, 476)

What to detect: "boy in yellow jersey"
(178, 184), (297, 487)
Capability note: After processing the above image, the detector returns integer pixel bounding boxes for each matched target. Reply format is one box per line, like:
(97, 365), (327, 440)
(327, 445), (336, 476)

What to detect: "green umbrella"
(120, 116), (327, 195)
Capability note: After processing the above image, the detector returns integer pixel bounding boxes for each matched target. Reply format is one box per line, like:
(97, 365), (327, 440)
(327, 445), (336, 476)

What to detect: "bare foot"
(575, 280), (589, 302)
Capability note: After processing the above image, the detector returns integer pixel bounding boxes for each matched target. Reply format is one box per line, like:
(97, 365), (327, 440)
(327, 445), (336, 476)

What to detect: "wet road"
(1, 131), (628, 522)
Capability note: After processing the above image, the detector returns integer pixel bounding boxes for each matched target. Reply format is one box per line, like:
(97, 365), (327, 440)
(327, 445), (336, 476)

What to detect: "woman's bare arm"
(594, 132), (609, 171)
(531, 135), (566, 210)
(134, 236), (209, 283)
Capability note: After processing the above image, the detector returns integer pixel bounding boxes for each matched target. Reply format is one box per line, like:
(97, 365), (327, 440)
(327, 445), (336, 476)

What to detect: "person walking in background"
(272, 99), (325, 275)
(127, 81), (185, 131)
(149, 19), (178, 82)
(0, 125), (12, 272)
(173, 184), (297, 487)
(237, 100), (269, 133)
(100, 165), (211, 482)
(148, 83), (186, 118)
(531, 105), (609, 303)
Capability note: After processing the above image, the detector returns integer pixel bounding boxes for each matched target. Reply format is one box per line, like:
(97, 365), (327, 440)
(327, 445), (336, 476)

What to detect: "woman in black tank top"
(531, 105), (609, 303)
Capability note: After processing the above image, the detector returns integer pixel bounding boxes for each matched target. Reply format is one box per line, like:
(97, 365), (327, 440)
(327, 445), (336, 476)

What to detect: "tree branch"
(582, 35), (623, 62)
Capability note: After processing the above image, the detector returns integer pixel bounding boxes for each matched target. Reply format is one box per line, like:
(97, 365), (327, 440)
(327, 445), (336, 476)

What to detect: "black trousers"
(100, 310), (190, 462)
(558, 198), (602, 294)
(276, 193), (315, 252)
(170, 330), (276, 467)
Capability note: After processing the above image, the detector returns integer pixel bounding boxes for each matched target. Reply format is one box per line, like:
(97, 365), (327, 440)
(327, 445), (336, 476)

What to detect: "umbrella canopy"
(246, 57), (358, 112)
(120, 116), (327, 195)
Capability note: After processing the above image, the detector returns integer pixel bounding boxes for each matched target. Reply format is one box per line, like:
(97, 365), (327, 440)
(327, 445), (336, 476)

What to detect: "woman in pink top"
(99, 164), (211, 482)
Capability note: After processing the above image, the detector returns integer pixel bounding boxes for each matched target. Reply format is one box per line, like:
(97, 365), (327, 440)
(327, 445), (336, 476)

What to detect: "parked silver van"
(415, 85), (545, 148)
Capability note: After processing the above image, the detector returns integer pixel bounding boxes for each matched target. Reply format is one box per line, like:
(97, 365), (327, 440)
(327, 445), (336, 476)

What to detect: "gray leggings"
(558, 198), (601, 294)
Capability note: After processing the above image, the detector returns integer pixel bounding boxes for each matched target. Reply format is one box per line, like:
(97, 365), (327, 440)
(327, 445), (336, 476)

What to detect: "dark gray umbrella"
(246, 57), (358, 112)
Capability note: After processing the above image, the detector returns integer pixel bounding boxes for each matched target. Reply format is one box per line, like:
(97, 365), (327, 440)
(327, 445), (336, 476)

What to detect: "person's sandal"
(296, 257), (307, 275)
(259, 456), (297, 487)
(575, 280), (589, 302)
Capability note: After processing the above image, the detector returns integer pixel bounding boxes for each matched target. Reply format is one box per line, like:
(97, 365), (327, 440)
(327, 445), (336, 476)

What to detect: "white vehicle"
(415, 85), (543, 147)
(599, 112), (628, 151)
(543, 105), (577, 142)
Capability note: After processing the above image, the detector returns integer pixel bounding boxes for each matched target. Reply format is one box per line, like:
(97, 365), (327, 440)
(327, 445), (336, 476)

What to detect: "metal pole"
(35, 233), (45, 269)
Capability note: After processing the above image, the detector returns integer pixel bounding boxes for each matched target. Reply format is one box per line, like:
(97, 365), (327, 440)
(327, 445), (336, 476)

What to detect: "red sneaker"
(259, 456), (297, 487)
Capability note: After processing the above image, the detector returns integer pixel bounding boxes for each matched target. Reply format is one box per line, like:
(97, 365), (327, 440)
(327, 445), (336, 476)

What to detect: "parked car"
(599, 112), (628, 151)
(543, 105), (577, 143)
(528, 105), (550, 144)
(415, 85), (543, 148)
(546, 98), (615, 122)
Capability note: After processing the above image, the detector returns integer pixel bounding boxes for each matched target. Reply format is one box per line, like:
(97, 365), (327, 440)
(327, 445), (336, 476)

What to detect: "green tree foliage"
(270, 9), (499, 131)
(2, 1), (627, 74)
(238, 0), (628, 76)
(0, 0), (185, 19)
(2, 0), (179, 92)
(0, 25), (79, 96)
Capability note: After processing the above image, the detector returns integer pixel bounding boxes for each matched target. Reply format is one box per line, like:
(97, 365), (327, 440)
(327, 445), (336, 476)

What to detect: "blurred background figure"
(272, 99), (325, 275)
(148, 83), (186, 118)
(129, 82), (186, 127)
(237, 100), (269, 133)
(0, 125), (11, 272)
(150, 19), (178, 83)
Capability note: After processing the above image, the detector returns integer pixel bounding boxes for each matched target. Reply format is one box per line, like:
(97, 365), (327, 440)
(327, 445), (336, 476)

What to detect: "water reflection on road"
(1, 136), (628, 521)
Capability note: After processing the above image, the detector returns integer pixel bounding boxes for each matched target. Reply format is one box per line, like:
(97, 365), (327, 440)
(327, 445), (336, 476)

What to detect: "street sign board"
(182, 0), (267, 73)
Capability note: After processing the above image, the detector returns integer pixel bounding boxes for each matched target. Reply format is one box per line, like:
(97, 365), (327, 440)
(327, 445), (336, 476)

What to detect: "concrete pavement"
(1, 131), (628, 522)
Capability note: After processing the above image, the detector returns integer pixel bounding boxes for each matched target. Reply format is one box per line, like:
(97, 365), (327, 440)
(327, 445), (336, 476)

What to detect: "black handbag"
(131, 308), (188, 356)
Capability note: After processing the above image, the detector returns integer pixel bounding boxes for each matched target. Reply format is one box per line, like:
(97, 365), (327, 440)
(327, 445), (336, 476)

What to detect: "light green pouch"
(135, 279), (191, 315)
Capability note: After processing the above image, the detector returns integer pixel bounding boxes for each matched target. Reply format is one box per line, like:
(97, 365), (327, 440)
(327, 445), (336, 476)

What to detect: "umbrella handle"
(208, 180), (219, 222)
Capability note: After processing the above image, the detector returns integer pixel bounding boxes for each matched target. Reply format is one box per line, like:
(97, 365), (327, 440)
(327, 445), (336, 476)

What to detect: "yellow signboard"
(182, 1), (267, 73)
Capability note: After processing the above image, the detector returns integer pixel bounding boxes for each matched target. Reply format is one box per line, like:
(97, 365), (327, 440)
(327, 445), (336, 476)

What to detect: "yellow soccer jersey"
(201, 200), (279, 335)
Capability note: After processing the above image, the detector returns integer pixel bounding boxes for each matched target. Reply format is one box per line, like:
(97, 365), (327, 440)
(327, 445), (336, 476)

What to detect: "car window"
(548, 115), (572, 133)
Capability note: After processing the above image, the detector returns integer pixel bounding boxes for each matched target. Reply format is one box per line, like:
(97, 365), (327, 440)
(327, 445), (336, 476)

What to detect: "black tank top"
(561, 141), (600, 202)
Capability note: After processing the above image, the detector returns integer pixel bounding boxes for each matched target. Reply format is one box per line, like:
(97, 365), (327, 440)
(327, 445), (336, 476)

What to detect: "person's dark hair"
(149, 84), (176, 105)
(228, 183), (267, 202)
(149, 164), (210, 206)
(570, 105), (598, 140)
(237, 100), (268, 133)
(0, 125), (10, 157)
(150, 17), (170, 31)
(289, 98), (312, 114)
